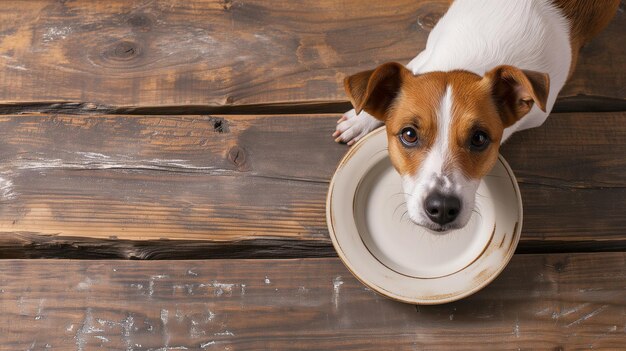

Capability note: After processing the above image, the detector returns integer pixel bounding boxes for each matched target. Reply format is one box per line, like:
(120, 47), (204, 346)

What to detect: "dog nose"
(424, 192), (461, 225)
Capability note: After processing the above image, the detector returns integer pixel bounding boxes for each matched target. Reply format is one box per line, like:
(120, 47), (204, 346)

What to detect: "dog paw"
(332, 109), (383, 146)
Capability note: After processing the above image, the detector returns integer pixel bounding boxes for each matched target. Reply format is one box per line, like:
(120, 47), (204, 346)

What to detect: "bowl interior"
(353, 156), (497, 279)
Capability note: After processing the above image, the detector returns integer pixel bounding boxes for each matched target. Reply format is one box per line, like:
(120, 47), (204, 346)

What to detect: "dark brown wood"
(0, 112), (624, 258)
(0, 1), (622, 348)
(0, 0), (623, 112)
(0, 254), (624, 350)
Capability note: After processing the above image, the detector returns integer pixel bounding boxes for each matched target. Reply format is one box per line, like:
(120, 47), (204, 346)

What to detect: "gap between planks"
(0, 95), (625, 116)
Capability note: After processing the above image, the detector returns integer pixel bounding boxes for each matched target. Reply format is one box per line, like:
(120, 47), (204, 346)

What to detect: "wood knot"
(553, 261), (566, 273)
(223, 0), (233, 11)
(114, 41), (138, 59)
(105, 41), (141, 61)
(128, 14), (153, 31)
(208, 117), (228, 133)
(94, 40), (148, 69)
(228, 146), (250, 171)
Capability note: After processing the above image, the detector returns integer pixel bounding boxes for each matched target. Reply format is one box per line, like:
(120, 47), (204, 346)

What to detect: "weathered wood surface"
(0, 0), (623, 112)
(0, 112), (623, 258)
(1, 254), (624, 350)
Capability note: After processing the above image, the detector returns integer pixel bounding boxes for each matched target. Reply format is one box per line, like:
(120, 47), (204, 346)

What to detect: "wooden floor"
(0, 0), (624, 349)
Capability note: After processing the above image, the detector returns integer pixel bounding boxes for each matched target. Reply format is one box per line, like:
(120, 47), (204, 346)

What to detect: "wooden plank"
(0, 254), (624, 350)
(0, 112), (624, 258)
(0, 0), (623, 111)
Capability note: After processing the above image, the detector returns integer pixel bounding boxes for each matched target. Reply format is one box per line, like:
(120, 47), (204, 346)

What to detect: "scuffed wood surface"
(0, 112), (624, 258)
(0, 1), (623, 349)
(0, 0), (623, 111)
(0, 254), (624, 350)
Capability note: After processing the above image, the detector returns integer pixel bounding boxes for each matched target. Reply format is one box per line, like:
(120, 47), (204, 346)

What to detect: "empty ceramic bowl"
(326, 127), (522, 304)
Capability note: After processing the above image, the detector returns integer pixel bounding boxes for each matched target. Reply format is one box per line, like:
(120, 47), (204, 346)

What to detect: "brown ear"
(343, 62), (409, 121)
(485, 65), (550, 127)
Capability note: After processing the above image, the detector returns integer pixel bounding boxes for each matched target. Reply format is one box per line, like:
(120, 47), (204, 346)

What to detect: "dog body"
(334, 0), (619, 231)
(407, 0), (571, 141)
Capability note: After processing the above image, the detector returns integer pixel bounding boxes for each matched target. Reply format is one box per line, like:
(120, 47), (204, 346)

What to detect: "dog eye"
(400, 127), (419, 147)
(470, 130), (490, 151)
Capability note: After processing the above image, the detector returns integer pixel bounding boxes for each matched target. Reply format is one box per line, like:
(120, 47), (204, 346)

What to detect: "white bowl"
(327, 127), (522, 304)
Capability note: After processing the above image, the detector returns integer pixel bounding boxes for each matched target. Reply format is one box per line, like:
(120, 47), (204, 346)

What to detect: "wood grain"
(0, 0), (623, 111)
(0, 112), (623, 258)
(0, 254), (624, 350)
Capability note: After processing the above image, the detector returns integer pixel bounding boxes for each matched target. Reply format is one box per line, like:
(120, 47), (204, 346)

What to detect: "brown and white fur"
(333, 0), (619, 232)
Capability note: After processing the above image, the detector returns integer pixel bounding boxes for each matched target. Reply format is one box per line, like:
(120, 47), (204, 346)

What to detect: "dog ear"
(484, 65), (550, 127)
(343, 62), (409, 121)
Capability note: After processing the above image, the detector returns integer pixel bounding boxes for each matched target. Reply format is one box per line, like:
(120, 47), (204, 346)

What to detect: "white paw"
(332, 109), (383, 146)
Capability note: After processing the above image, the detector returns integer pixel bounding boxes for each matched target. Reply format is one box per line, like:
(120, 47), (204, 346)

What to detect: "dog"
(333, 0), (619, 232)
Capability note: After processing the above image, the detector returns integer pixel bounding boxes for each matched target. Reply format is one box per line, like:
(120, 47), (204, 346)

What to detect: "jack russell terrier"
(333, 0), (619, 232)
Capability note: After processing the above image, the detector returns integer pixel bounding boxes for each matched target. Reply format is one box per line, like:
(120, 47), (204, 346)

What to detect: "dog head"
(345, 63), (548, 232)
